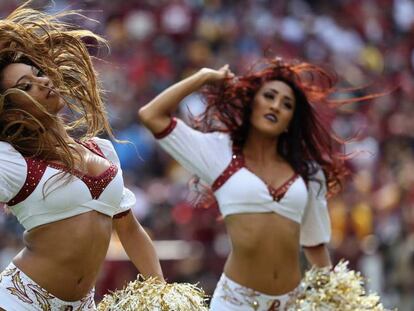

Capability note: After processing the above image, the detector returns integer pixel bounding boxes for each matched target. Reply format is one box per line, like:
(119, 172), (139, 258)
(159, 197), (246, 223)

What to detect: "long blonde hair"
(0, 1), (114, 177)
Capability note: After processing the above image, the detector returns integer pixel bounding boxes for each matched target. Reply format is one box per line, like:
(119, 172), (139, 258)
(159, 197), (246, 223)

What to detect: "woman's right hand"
(138, 64), (235, 134)
(197, 64), (235, 85)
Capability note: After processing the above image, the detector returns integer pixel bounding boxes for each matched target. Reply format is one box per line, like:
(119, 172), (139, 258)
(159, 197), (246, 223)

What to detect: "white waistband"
(210, 273), (301, 311)
(0, 262), (96, 310)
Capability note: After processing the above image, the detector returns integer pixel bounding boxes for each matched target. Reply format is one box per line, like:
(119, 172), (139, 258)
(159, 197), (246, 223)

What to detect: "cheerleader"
(139, 59), (356, 310)
(0, 3), (162, 310)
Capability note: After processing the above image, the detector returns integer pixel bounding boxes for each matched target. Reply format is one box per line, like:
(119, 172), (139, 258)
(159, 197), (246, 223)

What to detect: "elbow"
(138, 105), (172, 134)
(137, 106), (152, 127)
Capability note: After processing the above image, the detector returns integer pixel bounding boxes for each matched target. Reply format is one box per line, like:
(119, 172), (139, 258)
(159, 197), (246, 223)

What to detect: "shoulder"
(207, 130), (232, 146)
(307, 162), (326, 182)
(91, 137), (114, 150)
(0, 141), (27, 202)
(0, 141), (17, 152)
(0, 141), (26, 164)
(306, 162), (327, 197)
(158, 118), (232, 152)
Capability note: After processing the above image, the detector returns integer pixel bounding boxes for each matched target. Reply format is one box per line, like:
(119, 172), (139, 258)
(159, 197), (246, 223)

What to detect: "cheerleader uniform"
(0, 138), (135, 310)
(155, 118), (331, 311)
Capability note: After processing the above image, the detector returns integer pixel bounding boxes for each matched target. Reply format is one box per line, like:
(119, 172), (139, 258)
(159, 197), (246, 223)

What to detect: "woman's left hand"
(197, 64), (235, 85)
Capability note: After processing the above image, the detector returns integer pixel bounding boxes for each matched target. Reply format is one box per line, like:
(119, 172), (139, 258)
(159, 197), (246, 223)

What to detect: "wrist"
(193, 69), (210, 87)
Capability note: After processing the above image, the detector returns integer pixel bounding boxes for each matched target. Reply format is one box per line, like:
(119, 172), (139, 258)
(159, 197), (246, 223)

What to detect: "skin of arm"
(303, 244), (332, 268)
(138, 65), (234, 134)
(134, 65), (232, 279)
(113, 211), (164, 280)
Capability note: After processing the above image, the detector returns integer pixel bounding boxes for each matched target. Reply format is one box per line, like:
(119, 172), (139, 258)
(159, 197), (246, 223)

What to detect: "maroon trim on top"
(154, 118), (177, 139)
(211, 153), (244, 191)
(81, 164), (118, 199)
(46, 161), (118, 199)
(8, 139), (119, 205)
(268, 173), (299, 201)
(7, 158), (47, 206)
(211, 146), (299, 202)
(77, 139), (105, 158)
(48, 139), (118, 199)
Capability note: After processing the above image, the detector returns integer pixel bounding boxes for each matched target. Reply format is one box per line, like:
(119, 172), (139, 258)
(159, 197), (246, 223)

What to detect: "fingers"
(219, 64), (235, 78)
(219, 64), (229, 71)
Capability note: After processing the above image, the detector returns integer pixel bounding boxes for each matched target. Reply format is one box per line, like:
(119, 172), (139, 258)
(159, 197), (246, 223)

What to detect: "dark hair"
(191, 58), (377, 201)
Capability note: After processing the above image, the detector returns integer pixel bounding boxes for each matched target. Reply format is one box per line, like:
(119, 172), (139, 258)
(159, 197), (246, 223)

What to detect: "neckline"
(38, 159), (118, 200)
(234, 149), (300, 202)
(46, 161), (117, 180)
(42, 139), (119, 199)
(14, 139), (120, 202)
(43, 139), (116, 179)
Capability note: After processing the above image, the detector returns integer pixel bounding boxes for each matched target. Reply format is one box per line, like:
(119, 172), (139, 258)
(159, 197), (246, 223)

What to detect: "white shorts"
(0, 262), (96, 311)
(209, 274), (301, 311)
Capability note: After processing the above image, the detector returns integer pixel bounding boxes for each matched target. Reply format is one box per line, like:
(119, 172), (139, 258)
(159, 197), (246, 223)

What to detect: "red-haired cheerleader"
(139, 58), (357, 310)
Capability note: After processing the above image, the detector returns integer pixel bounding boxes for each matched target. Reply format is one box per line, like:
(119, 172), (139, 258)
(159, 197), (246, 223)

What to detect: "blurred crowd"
(0, 0), (413, 309)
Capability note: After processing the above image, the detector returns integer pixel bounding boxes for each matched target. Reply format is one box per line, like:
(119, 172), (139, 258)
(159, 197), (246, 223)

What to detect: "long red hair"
(190, 58), (377, 198)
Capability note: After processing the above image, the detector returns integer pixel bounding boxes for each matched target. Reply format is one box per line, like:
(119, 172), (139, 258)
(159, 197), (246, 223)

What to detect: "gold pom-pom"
(286, 260), (395, 311)
(97, 276), (209, 311)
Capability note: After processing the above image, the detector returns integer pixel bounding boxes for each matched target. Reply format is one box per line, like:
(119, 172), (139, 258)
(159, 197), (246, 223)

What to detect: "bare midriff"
(223, 212), (301, 295)
(13, 210), (112, 302)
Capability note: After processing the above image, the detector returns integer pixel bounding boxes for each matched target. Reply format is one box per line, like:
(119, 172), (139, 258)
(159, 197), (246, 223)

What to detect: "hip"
(0, 262), (96, 310)
(210, 273), (302, 311)
(223, 253), (301, 295)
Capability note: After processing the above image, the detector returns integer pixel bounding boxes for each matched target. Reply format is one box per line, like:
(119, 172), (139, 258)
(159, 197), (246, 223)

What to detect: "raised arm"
(138, 65), (234, 134)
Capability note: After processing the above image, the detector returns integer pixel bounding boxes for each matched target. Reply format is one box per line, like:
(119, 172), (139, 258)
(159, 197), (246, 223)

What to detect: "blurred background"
(0, 0), (413, 309)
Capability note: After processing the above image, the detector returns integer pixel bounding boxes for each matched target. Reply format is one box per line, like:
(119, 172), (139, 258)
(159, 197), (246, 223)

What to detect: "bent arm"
(113, 211), (163, 280)
(303, 244), (331, 268)
(138, 65), (233, 134)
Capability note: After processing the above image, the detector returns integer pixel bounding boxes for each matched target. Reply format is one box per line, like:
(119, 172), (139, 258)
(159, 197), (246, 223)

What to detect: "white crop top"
(0, 138), (136, 231)
(156, 118), (331, 246)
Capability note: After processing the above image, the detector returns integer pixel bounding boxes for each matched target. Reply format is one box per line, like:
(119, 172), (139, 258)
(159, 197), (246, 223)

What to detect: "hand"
(198, 64), (235, 85)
